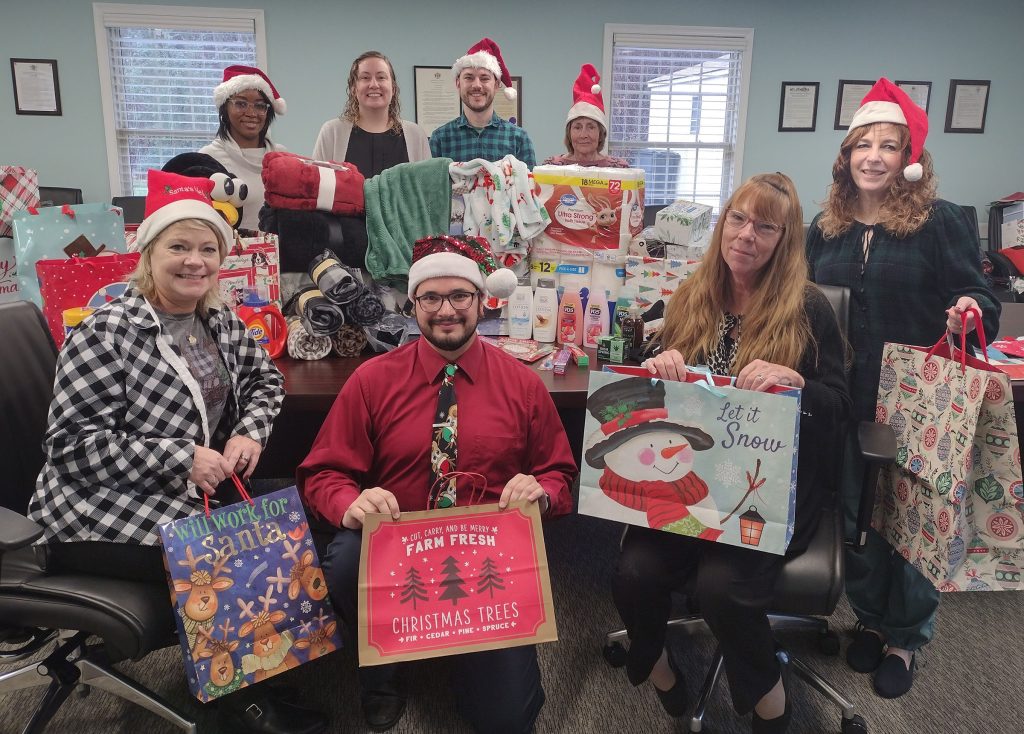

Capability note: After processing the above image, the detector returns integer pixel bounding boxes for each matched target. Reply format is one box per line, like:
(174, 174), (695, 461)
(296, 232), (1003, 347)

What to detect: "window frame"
(602, 23), (753, 212)
(93, 3), (268, 196)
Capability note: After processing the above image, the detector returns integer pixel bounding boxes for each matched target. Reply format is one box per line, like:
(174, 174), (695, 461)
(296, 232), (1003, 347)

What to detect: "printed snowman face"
(604, 430), (695, 482)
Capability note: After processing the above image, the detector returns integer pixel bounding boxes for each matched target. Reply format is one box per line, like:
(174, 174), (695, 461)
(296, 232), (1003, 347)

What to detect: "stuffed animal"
(162, 152), (248, 230)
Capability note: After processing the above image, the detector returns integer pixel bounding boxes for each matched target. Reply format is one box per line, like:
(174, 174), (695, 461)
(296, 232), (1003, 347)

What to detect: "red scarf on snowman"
(599, 466), (723, 540)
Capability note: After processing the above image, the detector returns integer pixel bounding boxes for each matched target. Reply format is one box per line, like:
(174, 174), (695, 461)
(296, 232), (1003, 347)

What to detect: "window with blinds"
(93, 5), (266, 196)
(602, 26), (753, 213)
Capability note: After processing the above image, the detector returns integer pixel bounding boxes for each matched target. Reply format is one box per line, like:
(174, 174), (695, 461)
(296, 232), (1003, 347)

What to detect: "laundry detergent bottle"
(236, 287), (287, 359)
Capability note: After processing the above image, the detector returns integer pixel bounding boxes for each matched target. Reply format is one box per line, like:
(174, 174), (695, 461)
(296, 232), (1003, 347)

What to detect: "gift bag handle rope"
(203, 473), (255, 517)
(924, 306), (987, 374)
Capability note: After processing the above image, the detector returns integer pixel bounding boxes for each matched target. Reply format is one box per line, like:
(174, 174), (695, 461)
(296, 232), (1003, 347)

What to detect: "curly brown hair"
(341, 51), (403, 135)
(817, 122), (937, 239)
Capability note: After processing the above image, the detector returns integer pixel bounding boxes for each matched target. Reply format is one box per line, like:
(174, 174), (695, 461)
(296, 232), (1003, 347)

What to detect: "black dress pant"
(612, 526), (784, 714)
(322, 528), (544, 734)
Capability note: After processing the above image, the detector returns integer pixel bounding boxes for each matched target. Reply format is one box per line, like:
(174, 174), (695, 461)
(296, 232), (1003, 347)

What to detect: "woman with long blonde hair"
(613, 172), (850, 734)
(807, 78), (998, 699)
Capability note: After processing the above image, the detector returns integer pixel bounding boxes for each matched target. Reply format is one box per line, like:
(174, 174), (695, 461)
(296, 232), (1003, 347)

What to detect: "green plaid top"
(429, 113), (536, 169)
(806, 199), (1000, 422)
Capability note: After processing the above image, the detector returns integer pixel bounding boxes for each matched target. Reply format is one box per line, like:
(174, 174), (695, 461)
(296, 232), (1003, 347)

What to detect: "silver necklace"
(187, 312), (198, 345)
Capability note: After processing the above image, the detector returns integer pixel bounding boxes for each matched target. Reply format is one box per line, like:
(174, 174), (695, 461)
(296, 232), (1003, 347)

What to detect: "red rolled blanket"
(262, 152), (365, 215)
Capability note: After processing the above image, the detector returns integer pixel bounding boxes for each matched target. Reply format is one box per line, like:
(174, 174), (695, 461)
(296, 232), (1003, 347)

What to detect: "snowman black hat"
(585, 377), (714, 469)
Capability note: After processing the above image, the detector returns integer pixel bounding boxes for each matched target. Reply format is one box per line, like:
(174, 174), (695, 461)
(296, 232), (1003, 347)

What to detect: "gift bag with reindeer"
(872, 311), (1024, 591)
(158, 484), (342, 702)
(578, 369), (802, 555)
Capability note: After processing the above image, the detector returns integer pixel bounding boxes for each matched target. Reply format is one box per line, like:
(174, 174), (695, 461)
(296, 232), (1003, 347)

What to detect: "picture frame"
(778, 82), (819, 132)
(895, 80), (931, 113)
(413, 65), (462, 137)
(492, 76), (523, 127)
(944, 79), (990, 134)
(10, 58), (61, 116)
(833, 79), (874, 130)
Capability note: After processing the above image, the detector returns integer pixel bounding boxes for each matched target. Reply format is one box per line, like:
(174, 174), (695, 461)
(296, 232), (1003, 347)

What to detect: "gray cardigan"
(312, 117), (431, 165)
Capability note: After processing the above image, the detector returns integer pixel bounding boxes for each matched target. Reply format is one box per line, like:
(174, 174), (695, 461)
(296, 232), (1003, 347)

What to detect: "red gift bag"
(35, 253), (140, 348)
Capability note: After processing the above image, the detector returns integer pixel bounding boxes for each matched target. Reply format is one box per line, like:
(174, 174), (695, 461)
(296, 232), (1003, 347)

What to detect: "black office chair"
(602, 284), (895, 734)
(111, 196), (146, 225)
(37, 187), (83, 207)
(0, 301), (197, 733)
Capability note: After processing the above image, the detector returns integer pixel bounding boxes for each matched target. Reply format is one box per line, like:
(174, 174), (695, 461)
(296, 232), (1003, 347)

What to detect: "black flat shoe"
(217, 696), (328, 734)
(652, 651), (689, 718)
(874, 653), (915, 699)
(361, 691), (407, 732)
(846, 623), (885, 673)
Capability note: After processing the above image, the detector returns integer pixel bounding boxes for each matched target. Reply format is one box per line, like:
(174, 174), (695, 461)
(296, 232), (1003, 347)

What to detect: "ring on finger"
(755, 374), (765, 382)
(240, 453), (250, 463)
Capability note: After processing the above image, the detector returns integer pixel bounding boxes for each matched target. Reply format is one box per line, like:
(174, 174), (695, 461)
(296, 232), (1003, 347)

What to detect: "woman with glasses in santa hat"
(806, 77), (999, 699)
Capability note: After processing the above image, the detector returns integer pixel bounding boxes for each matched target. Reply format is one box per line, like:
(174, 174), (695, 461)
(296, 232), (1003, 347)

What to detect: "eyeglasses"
(229, 98), (270, 115)
(414, 291), (478, 313)
(724, 209), (784, 238)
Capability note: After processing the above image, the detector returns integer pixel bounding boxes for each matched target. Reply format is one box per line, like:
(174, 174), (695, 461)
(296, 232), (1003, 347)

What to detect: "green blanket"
(364, 157), (453, 287)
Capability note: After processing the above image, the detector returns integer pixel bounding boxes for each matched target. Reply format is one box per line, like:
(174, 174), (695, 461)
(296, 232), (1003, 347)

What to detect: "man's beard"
(423, 316), (475, 353)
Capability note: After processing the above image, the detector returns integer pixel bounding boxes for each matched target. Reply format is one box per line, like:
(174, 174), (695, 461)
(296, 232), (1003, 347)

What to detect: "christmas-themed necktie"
(428, 363), (458, 508)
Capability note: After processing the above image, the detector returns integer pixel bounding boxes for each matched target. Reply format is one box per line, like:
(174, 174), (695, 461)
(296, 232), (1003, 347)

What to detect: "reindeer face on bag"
(196, 621), (241, 688)
(294, 613), (338, 660)
(175, 547), (234, 623)
(283, 537), (328, 601)
(237, 585), (300, 682)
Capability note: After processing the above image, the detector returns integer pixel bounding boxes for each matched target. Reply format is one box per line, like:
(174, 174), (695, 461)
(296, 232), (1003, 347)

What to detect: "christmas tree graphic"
(438, 555), (469, 605)
(476, 557), (505, 599)
(400, 566), (428, 610)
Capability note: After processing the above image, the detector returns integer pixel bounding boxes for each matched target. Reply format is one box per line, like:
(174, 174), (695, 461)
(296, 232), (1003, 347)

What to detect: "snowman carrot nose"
(661, 443), (689, 459)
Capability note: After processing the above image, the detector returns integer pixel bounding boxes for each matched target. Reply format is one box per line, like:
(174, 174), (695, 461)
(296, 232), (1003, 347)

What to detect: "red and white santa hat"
(136, 169), (233, 251)
(566, 63), (606, 129)
(407, 234), (518, 300)
(848, 77), (927, 182)
(452, 38), (517, 101)
(213, 65), (287, 115)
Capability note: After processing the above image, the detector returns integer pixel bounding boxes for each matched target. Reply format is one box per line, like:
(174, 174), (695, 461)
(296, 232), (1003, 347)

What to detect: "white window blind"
(94, 5), (266, 196)
(603, 25), (753, 213)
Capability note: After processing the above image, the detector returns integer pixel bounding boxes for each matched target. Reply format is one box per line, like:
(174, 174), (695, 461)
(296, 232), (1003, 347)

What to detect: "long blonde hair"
(131, 219), (227, 312)
(655, 172), (813, 372)
(342, 51), (403, 135)
(817, 122), (937, 239)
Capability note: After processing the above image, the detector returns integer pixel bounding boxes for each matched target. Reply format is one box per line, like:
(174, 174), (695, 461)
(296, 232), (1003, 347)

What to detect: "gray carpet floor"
(2, 512), (1021, 734)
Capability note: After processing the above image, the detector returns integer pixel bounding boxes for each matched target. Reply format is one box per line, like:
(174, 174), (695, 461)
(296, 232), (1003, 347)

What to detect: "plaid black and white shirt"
(28, 287), (284, 545)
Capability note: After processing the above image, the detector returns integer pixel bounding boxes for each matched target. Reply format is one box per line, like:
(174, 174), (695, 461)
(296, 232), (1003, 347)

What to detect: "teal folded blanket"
(364, 157), (453, 286)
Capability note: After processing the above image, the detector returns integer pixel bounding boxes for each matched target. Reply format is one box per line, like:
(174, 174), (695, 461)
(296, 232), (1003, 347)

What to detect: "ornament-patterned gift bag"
(872, 312), (1024, 591)
(218, 235), (281, 310)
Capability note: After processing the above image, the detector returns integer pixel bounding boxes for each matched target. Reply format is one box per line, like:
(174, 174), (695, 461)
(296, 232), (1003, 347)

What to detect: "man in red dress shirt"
(298, 234), (577, 733)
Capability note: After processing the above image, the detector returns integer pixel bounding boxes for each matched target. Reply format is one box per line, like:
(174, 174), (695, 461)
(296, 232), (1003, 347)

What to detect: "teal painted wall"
(2, 0), (1020, 225)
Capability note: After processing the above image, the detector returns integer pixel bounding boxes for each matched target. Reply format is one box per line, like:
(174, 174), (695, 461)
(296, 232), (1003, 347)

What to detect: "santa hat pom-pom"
(903, 162), (923, 182)
(486, 267), (518, 299)
(274, 98), (287, 115)
(503, 86), (517, 101)
(591, 83), (601, 95)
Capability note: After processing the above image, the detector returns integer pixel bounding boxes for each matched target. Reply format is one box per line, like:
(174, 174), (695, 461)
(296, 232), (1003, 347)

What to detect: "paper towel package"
(531, 165), (644, 258)
(654, 200), (713, 246)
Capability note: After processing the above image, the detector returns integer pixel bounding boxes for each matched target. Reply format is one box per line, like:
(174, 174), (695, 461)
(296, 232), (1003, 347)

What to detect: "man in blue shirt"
(429, 37), (536, 168)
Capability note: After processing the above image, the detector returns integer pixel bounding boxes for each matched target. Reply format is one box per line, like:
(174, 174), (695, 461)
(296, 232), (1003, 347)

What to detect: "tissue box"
(531, 165), (645, 258)
(655, 200), (712, 246)
(629, 226), (709, 261)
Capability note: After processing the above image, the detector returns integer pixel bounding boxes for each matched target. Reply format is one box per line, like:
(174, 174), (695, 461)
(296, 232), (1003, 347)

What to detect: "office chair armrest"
(851, 421), (897, 553)
(0, 506), (45, 551)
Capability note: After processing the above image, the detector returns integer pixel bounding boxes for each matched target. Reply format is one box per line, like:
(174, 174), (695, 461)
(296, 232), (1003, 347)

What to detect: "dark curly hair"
(215, 89), (276, 147)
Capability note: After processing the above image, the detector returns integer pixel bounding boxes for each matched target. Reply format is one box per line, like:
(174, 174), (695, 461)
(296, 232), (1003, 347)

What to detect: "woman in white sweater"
(200, 65), (286, 232)
(313, 51), (430, 177)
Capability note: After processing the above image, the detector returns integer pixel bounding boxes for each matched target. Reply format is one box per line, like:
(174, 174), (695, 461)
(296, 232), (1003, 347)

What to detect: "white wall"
(2, 0), (1020, 225)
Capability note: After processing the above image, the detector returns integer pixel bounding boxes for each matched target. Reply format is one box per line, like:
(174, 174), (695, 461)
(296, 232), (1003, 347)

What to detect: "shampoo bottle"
(582, 290), (610, 348)
(557, 287), (584, 346)
(532, 278), (558, 343)
(508, 276), (534, 339)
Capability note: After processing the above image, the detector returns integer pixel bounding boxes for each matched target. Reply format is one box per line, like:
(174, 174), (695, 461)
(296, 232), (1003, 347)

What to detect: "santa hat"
(848, 77), (927, 182)
(407, 234), (518, 300)
(566, 63), (606, 129)
(136, 169), (233, 251)
(451, 38), (517, 101)
(213, 65), (287, 115)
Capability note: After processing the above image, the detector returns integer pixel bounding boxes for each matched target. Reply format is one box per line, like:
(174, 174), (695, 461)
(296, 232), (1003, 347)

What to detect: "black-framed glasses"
(229, 98), (270, 115)
(724, 209), (784, 238)
(414, 291), (478, 313)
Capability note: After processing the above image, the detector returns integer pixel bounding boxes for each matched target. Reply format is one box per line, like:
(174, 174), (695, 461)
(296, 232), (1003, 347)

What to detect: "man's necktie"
(428, 363), (458, 508)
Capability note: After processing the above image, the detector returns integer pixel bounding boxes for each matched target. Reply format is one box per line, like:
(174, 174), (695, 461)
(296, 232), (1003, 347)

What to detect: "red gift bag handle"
(924, 306), (988, 374)
(203, 472), (255, 517)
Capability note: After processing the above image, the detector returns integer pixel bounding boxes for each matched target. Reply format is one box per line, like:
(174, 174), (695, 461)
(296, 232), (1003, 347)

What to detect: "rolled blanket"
(262, 152), (364, 216)
(344, 288), (386, 326)
(261, 207), (368, 272)
(287, 317), (333, 360)
(309, 249), (362, 304)
(331, 324), (368, 357)
(295, 287), (346, 337)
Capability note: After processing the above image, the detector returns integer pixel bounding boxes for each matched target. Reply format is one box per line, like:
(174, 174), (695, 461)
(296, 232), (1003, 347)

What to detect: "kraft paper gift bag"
(579, 369), (801, 555)
(357, 501), (557, 666)
(12, 203), (126, 308)
(159, 483), (342, 701)
(219, 234), (281, 309)
(872, 313), (1024, 591)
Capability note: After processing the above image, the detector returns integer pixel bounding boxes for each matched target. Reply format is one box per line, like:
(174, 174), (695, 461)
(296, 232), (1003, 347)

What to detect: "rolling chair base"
(603, 615), (867, 733)
(0, 630), (197, 734)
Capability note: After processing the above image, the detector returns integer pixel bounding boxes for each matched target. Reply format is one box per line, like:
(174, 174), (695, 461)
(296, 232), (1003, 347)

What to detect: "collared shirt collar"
(455, 112), (500, 130)
(416, 335), (483, 385)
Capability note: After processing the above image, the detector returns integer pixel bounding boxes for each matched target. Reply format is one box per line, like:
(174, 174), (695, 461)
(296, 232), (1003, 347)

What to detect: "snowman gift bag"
(872, 319), (1024, 591)
(579, 371), (801, 555)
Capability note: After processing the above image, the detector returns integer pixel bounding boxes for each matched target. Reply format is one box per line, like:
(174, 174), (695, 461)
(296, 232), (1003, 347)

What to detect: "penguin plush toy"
(161, 152), (249, 231)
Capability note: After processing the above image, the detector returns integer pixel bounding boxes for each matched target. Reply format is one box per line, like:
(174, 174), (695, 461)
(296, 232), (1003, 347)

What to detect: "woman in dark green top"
(806, 78), (999, 700)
